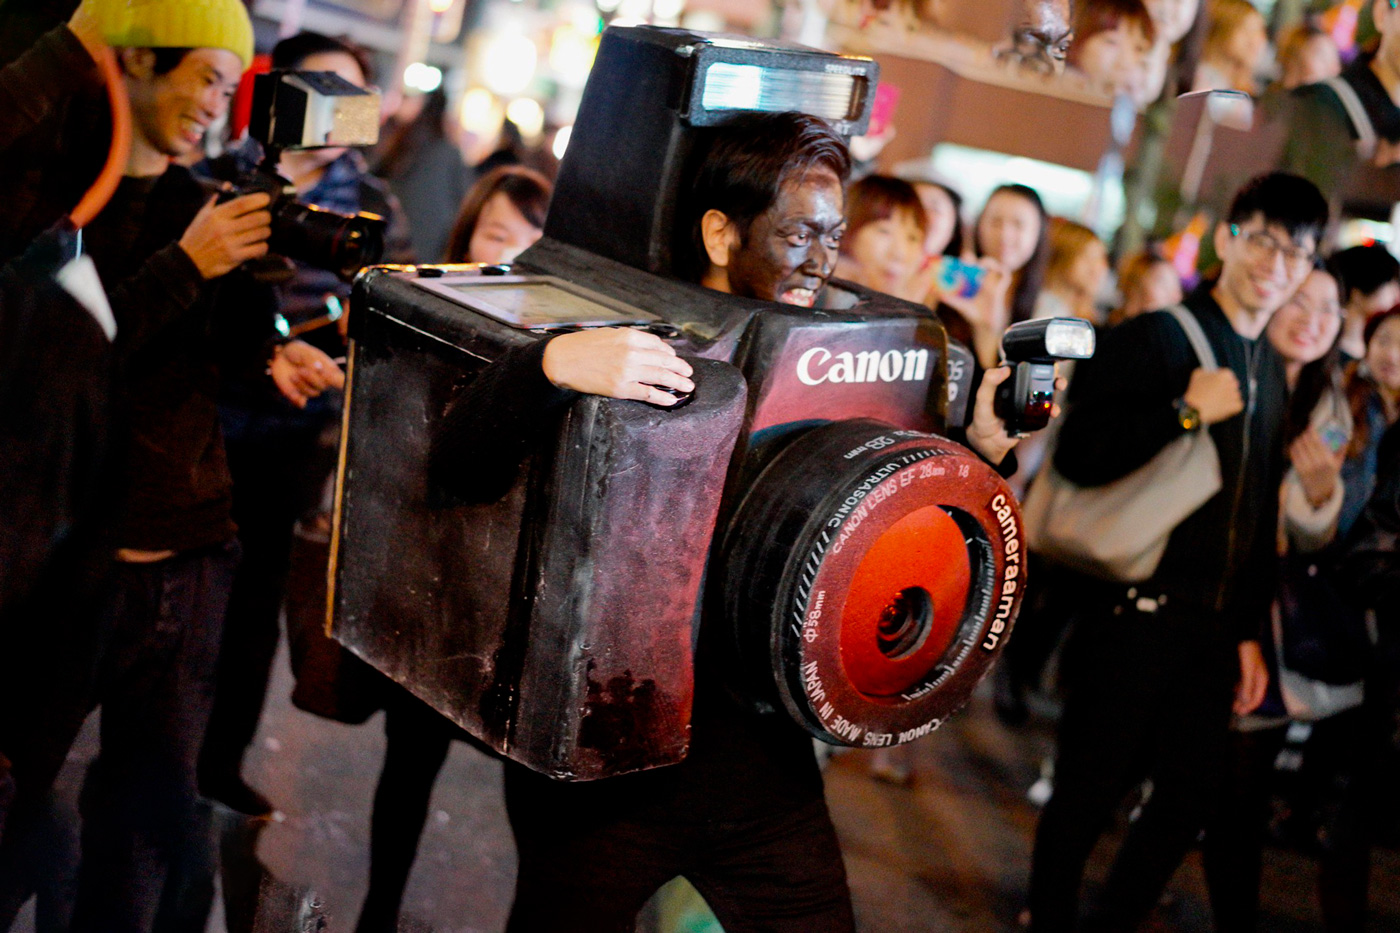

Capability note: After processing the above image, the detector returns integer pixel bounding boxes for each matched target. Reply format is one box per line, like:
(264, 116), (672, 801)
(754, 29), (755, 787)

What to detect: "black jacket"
(82, 168), (277, 552)
(1053, 288), (1289, 642)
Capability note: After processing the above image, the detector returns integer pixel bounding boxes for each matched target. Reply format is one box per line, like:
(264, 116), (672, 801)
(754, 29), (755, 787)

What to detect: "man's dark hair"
(151, 48), (193, 75)
(271, 31), (374, 84)
(1225, 172), (1329, 245)
(1329, 244), (1400, 301)
(675, 111), (851, 282)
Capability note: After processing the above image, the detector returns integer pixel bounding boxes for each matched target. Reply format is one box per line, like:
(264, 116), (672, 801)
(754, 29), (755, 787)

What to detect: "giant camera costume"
(330, 27), (1027, 781)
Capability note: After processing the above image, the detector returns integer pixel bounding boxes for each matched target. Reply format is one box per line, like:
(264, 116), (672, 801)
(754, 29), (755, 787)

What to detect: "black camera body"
(993, 318), (1097, 436)
(218, 70), (387, 279)
(329, 27), (1029, 782)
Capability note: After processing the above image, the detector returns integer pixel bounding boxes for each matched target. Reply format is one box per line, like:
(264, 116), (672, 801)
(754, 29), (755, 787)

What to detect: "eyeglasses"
(1229, 224), (1315, 271)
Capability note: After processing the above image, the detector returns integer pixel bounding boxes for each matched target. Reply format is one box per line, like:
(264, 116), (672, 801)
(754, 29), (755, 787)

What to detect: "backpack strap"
(1322, 75), (1378, 160)
(1163, 304), (1219, 372)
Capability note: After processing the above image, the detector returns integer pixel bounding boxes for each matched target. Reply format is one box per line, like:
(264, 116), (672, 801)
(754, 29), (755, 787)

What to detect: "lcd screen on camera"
(414, 276), (660, 330)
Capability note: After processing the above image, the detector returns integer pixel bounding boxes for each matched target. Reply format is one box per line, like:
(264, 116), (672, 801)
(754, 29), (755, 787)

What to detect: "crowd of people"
(1, 0), (1399, 931)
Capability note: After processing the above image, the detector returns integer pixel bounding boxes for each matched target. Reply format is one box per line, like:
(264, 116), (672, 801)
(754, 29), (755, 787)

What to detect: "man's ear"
(701, 209), (739, 270)
(117, 47), (156, 80)
(1212, 221), (1232, 260)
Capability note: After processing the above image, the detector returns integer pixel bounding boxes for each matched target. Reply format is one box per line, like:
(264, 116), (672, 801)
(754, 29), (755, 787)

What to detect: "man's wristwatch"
(1174, 397), (1201, 431)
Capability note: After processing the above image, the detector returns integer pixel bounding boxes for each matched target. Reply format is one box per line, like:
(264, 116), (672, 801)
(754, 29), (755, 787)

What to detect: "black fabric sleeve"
(1052, 312), (1193, 487)
(430, 337), (577, 503)
(108, 243), (205, 360)
(0, 26), (98, 153)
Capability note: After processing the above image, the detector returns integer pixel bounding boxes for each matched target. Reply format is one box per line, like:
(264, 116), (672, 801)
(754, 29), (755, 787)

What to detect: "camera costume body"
(333, 27), (1044, 933)
(1029, 287), (1288, 930)
(432, 337), (857, 930)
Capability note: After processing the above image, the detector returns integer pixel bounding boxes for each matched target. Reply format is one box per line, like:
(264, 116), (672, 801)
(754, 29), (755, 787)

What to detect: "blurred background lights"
(652, 0), (684, 23)
(548, 25), (600, 87)
(506, 97), (545, 138)
(595, 0), (623, 13)
(482, 32), (539, 95)
(552, 124), (573, 160)
(459, 86), (504, 137)
(403, 62), (443, 93)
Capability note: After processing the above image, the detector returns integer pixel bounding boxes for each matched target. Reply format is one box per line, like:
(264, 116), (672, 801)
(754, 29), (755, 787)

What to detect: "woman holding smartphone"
(937, 184), (1050, 368)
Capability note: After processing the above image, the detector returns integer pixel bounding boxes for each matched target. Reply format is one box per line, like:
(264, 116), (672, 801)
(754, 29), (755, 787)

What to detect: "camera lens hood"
(718, 420), (1025, 748)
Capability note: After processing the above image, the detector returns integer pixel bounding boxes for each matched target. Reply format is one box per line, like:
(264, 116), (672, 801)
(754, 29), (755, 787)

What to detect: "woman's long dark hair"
(1345, 305), (1400, 458)
(975, 183), (1050, 324)
(1285, 261), (1348, 447)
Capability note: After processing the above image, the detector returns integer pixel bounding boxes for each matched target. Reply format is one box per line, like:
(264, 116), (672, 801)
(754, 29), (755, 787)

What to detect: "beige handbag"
(1021, 306), (1224, 582)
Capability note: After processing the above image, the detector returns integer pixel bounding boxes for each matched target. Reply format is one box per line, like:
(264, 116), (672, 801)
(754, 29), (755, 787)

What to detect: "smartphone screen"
(1318, 420), (1348, 454)
(936, 256), (984, 299)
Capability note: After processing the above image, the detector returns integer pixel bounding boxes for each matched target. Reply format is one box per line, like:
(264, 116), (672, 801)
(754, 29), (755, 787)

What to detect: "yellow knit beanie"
(73, 0), (255, 70)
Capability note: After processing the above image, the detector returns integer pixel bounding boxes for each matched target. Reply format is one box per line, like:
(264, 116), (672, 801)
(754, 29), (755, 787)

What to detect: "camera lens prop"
(720, 420), (1024, 747)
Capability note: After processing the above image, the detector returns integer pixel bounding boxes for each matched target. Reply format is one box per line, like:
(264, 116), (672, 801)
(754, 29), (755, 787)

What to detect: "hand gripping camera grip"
(718, 420), (1025, 748)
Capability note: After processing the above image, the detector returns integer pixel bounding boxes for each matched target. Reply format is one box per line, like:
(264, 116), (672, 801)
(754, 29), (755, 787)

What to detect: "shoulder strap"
(1321, 75), (1377, 160)
(1164, 304), (1218, 372)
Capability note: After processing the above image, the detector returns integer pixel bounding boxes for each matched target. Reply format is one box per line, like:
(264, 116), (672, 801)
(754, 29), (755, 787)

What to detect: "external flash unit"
(994, 318), (1096, 436)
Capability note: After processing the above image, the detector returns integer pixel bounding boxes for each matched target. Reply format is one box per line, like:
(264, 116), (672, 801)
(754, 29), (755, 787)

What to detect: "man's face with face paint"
(723, 167), (846, 308)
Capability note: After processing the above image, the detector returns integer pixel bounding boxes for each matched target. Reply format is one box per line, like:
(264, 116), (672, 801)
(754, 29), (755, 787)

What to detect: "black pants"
(1028, 594), (1238, 932)
(503, 762), (854, 933)
(0, 530), (110, 929)
(69, 542), (238, 933)
(1001, 556), (1086, 695)
(1202, 707), (1375, 932)
(354, 688), (460, 933)
(198, 405), (330, 788)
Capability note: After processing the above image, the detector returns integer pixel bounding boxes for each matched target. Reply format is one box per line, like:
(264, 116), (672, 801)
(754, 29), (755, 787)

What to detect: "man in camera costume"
(335, 26), (1087, 932)
(447, 114), (1028, 931)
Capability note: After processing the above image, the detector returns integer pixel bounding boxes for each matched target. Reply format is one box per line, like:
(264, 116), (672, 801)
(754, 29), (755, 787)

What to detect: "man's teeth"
(781, 288), (816, 307)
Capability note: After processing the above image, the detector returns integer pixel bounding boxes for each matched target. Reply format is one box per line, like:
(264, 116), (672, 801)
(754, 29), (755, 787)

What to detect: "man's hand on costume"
(271, 340), (345, 409)
(965, 367), (1067, 466)
(179, 193), (273, 280)
(965, 366), (1018, 466)
(542, 328), (695, 406)
(1233, 640), (1269, 715)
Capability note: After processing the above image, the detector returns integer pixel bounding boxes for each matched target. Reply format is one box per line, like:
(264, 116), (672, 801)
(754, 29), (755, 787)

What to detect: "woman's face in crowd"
(1282, 34), (1341, 90)
(915, 183), (958, 256)
(977, 191), (1042, 273)
(1145, 0), (1199, 45)
(1266, 270), (1342, 366)
(1076, 21), (1155, 97)
(1367, 315), (1400, 398)
(1217, 12), (1268, 92)
(468, 192), (543, 265)
(848, 208), (926, 297)
(1067, 237), (1110, 301)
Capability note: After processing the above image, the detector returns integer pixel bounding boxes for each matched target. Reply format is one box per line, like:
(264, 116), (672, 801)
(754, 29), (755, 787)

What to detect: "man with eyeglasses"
(1024, 172), (1329, 932)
